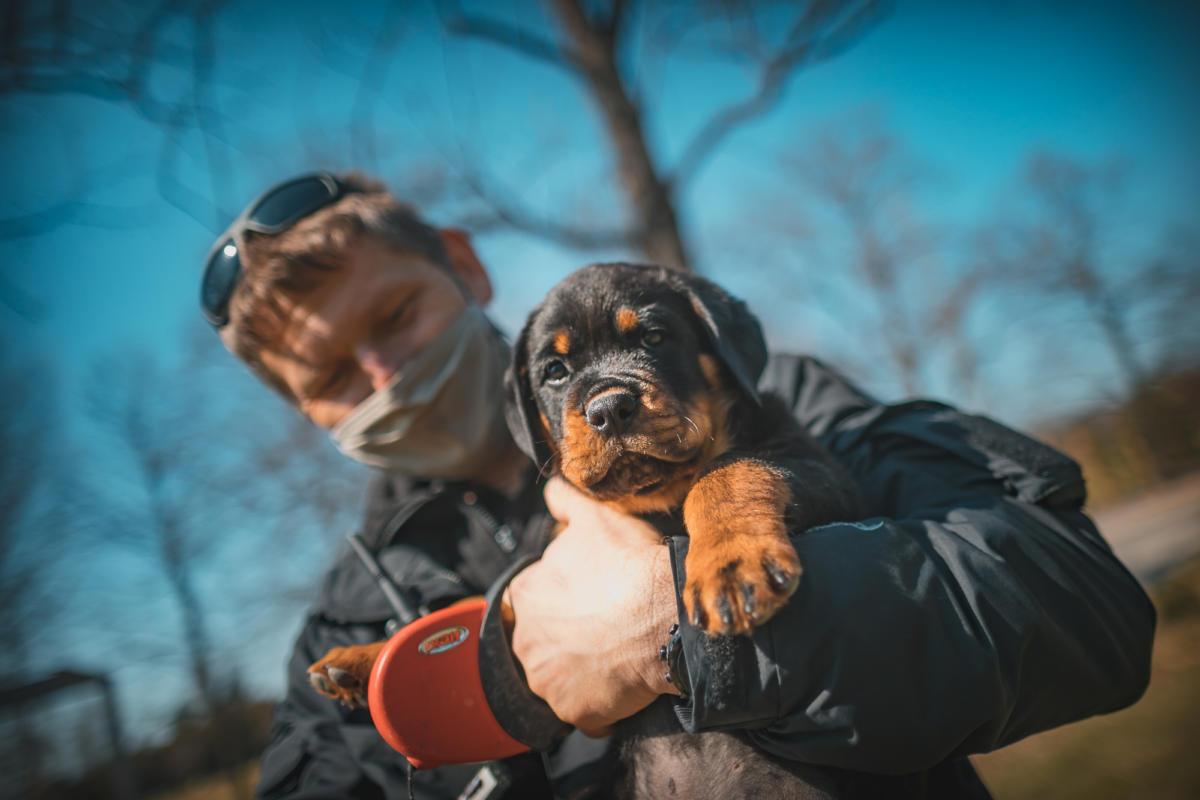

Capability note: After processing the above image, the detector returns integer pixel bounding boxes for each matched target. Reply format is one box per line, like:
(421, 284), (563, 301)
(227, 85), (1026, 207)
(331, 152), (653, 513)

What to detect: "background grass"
(974, 558), (1200, 799)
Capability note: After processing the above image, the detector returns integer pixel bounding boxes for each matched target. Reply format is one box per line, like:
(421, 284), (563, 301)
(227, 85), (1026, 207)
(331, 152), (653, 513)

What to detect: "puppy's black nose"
(585, 391), (637, 436)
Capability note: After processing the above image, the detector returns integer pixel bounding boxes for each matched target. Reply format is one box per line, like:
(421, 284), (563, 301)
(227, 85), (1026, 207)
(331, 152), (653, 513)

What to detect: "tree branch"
(456, 165), (633, 250)
(436, 0), (584, 75)
(671, 0), (885, 189)
(350, 0), (406, 170)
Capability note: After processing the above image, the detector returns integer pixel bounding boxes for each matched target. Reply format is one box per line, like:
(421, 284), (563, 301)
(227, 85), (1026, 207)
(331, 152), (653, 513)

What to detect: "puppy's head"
(505, 263), (767, 513)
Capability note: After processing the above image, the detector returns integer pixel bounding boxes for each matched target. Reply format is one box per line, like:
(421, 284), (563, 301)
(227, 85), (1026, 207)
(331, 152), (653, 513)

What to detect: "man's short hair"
(222, 173), (446, 400)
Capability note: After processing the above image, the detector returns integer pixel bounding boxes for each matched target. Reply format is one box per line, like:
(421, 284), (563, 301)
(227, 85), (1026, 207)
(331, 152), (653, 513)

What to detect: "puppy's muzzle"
(585, 388), (638, 437)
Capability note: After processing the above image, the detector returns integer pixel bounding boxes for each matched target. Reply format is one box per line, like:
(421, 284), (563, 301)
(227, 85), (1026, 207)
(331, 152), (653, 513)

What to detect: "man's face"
(259, 236), (484, 429)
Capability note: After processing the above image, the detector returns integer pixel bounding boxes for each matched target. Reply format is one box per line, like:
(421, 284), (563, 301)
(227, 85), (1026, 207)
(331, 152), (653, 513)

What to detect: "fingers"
(543, 475), (588, 523)
(578, 723), (614, 739)
(544, 476), (664, 547)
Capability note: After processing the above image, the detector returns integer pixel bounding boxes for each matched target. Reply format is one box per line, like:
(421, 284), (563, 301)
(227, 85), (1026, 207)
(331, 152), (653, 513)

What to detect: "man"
(202, 172), (1155, 799)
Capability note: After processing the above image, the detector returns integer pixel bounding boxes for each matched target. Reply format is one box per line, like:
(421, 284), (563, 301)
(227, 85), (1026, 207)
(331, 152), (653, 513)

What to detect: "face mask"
(329, 306), (513, 479)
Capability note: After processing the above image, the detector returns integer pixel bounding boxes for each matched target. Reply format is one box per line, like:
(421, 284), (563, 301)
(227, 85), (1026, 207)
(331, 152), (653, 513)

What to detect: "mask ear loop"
(430, 254), (481, 313)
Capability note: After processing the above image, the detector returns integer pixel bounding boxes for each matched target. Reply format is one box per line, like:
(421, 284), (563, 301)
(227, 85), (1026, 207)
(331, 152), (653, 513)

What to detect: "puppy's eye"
(542, 360), (569, 384)
(641, 329), (665, 347)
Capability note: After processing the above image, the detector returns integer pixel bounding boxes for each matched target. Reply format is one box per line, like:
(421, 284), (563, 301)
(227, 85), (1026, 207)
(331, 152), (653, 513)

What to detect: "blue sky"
(2, 0), (1198, 750)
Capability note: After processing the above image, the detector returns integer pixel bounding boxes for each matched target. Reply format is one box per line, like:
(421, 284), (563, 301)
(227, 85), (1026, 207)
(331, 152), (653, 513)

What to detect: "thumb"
(543, 475), (589, 524)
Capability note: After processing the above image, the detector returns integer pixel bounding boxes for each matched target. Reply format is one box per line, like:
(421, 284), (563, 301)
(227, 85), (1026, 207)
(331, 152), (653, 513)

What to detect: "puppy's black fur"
(505, 264), (882, 798)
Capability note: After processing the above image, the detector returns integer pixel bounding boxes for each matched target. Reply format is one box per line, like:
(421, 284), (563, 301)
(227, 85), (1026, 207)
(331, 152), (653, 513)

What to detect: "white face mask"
(329, 306), (512, 479)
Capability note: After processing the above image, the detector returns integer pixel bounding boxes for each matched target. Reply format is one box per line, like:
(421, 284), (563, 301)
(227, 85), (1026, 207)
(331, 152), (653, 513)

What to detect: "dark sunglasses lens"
(250, 178), (337, 229)
(201, 240), (241, 325)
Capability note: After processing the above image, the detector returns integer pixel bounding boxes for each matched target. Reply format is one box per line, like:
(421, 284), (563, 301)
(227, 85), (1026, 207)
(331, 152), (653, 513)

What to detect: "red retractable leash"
(346, 534), (567, 776)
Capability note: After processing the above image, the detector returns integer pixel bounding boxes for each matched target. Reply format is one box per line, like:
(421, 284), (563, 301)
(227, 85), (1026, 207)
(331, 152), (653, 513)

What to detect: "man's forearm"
(664, 495), (1154, 773)
(658, 385), (1156, 774)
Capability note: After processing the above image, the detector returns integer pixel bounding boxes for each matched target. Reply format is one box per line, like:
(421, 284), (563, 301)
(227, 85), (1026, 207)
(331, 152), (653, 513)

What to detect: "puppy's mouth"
(636, 478), (666, 495)
(584, 449), (700, 500)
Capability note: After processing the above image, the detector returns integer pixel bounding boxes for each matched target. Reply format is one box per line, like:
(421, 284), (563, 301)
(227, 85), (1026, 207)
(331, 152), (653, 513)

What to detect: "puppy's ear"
(680, 274), (767, 405)
(504, 312), (554, 474)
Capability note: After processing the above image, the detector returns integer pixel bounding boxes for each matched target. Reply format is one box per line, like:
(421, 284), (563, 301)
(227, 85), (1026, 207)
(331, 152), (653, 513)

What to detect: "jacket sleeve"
(667, 355), (1156, 774)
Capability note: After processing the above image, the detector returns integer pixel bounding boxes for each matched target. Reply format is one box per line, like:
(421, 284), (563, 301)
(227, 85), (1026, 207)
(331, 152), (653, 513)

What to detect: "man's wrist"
(658, 623), (689, 698)
(636, 544), (682, 697)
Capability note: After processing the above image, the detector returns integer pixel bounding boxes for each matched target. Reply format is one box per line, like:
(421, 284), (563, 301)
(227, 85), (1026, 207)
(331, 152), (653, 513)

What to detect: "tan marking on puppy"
(638, 380), (670, 414)
(588, 385), (629, 403)
(615, 307), (639, 334)
(683, 460), (800, 636)
(698, 353), (723, 391)
(560, 406), (615, 488)
(553, 329), (571, 355)
(537, 411), (556, 454)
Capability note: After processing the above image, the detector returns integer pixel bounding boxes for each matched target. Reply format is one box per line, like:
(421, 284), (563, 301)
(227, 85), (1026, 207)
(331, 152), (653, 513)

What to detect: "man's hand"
(506, 477), (679, 737)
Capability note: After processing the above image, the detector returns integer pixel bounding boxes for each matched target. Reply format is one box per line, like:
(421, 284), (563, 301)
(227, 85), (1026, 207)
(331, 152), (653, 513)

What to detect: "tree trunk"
(1092, 289), (1162, 482)
(548, 0), (691, 270)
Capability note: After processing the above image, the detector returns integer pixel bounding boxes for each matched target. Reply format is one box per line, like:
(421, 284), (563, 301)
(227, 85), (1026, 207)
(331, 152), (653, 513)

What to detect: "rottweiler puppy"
(506, 262), (861, 637)
(505, 262), (873, 799)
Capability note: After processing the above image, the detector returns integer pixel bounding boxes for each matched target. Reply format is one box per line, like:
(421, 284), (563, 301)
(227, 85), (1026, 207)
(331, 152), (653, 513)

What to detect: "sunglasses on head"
(201, 172), (356, 328)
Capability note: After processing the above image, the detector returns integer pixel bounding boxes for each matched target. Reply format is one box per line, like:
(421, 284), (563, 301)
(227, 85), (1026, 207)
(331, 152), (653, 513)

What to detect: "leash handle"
(346, 532), (420, 627)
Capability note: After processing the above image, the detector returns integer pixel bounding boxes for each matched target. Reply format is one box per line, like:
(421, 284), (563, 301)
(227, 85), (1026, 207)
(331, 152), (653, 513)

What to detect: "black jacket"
(255, 355), (1155, 799)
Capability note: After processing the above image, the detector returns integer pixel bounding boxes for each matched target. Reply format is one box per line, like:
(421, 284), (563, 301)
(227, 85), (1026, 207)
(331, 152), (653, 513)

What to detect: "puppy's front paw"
(307, 641), (385, 709)
(683, 531), (801, 636)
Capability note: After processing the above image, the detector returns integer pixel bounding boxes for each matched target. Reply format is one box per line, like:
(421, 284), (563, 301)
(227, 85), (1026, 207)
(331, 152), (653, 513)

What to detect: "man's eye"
(542, 360), (569, 384)
(386, 298), (415, 324)
(642, 329), (665, 347)
(310, 368), (347, 399)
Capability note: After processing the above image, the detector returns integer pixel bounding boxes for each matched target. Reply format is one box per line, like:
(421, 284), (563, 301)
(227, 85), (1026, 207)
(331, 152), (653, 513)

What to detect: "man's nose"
(355, 345), (397, 392)
(584, 389), (638, 437)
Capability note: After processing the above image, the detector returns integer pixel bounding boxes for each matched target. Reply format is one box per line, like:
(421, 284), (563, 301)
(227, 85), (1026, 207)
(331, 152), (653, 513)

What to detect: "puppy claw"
(690, 587), (708, 629)
(763, 558), (796, 594)
(327, 667), (359, 689)
(741, 583), (756, 616)
(717, 594), (734, 627)
(308, 671), (332, 694)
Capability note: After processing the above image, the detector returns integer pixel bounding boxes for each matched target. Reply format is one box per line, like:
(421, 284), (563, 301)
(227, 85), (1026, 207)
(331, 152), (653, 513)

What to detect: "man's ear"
(678, 273), (767, 405)
(440, 228), (493, 305)
(504, 311), (554, 474)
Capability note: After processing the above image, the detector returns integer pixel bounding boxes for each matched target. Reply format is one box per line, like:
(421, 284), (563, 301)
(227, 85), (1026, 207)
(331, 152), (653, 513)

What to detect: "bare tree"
(1144, 223), (1200, 375)
(0, 344), (70, 798)
(773, 115), (986, 399)
(1003, 154), (1155, 391)
(0, 0), (248, 326)
(0, 0), (239, 227)
(0, 350), (59, 670)
(83, 332), (356, 678)
(980, 152), (1200, 481)
(433, 0), (887, 270)
(82, 331), (309, 799)
(85, 346), (244, 796)
(76, 326), (363, 793)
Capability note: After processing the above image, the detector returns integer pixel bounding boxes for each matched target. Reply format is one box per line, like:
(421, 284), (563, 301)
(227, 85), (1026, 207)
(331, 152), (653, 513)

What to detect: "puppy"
(505, 263), (865, 798)
(506, 262), (860, 636)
